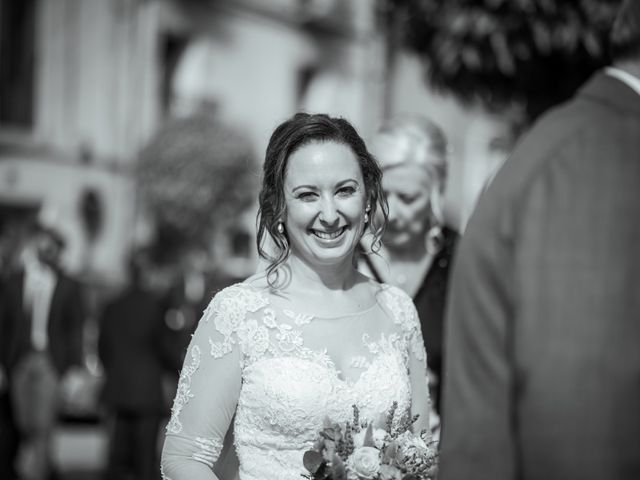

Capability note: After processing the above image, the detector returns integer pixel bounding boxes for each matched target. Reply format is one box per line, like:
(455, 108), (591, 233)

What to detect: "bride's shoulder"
(374, 281), (413, 305)
(372, 282), (418, 326)
(203, 278), (271, 318)
(243, 272), (271, 291)
(354, 273), (411, 305)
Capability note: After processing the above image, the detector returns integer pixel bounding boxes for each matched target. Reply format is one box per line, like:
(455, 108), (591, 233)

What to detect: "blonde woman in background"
(360, 115), (458, 415)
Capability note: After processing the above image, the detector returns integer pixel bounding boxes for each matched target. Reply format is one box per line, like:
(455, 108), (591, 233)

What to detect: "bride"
(161, 113), (433, 480)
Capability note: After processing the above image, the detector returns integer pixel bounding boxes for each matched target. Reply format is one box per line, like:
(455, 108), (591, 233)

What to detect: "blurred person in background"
(0, 220), (86, 480)
(161, 249), (213, 371)
(98, 248), (178, 480)
(440, 1), (640, 479)
(360, 115), (458, 416)
(0, 216), (28, 480)
(0, 277), (19, 480)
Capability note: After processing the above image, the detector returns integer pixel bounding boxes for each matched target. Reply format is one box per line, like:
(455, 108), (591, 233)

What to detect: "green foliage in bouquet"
(303, 403), (438, 480)
(136, 112), (258, 255)
(383, 0), (622, 119)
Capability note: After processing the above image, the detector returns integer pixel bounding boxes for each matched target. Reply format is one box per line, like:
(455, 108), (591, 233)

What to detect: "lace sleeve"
(161, 284), (261, 480)
(386, 285), (433, 435)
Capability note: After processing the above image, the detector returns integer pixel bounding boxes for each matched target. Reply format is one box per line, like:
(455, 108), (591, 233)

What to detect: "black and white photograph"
(1, 1), (639, 479)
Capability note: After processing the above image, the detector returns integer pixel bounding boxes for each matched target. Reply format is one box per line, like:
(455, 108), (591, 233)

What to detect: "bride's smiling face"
(283, 141), (367, 268)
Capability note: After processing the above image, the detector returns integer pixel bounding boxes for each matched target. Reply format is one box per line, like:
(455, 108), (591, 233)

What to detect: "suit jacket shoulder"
(468, 71), (640, 241)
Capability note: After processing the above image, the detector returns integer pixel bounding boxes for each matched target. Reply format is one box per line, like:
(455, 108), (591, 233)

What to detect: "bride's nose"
(318, 197), (339, 225)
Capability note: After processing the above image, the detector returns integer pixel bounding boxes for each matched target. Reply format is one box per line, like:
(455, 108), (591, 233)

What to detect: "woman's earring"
(364, 203), (371, 223)
(364, 213), (369, 224)
(277, 222), (284, 234)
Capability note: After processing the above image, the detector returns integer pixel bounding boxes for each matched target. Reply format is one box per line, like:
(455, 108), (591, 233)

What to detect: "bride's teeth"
(314, 228), (344, 239)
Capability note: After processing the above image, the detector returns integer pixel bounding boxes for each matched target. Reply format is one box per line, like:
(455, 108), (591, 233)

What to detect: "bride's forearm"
(161, 456), (222, 480)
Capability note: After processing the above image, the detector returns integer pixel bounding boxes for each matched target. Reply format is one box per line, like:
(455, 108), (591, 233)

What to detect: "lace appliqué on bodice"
(208, 286), (270, 360)
(163, 283), (427, 480)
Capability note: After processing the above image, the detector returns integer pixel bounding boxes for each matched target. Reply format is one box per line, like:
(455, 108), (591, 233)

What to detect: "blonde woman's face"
(381, 164), (434, 251)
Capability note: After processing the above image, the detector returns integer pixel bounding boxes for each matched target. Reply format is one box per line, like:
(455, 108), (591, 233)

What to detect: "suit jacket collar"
(578, 70), (640, 116)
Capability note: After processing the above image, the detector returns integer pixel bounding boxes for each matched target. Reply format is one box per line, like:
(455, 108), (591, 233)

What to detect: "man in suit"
(0, 214), (23, 480)
(0, 255), (18, 480)
(439, 2), (640, 479)
(98, 249), (178, 480)
(0, 279), (19, 480)
(0, 221), (85, 480)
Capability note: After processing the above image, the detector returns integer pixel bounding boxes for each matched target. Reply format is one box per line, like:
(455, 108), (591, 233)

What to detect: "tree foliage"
(136, 112), (258, 259)
(389, 0), (622, 119)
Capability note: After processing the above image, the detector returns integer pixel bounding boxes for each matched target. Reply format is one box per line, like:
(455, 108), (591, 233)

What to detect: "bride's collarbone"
(245, 273), (380, 317)
(272, 287), (377, 318)
(285, 297), (364, 318)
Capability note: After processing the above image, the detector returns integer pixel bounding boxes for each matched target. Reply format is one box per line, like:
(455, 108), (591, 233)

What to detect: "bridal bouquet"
(302, 402), (438, 480)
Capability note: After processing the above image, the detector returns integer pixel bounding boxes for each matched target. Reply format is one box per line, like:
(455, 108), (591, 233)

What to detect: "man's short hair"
(610, 0), (640, 62)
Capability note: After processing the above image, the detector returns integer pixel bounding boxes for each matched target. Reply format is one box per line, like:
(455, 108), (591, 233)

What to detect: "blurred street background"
(0, 1), (622, 479)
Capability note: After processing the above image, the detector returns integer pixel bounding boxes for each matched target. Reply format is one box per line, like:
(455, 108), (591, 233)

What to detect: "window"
(0, 0), (37, 129)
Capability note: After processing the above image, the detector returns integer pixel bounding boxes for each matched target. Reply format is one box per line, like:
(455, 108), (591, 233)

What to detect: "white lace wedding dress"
(161, 282), (431, 480)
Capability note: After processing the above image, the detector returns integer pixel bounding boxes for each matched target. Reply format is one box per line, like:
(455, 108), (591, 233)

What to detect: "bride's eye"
(296, 191), (317, 201)
(336, 186), (356, 197)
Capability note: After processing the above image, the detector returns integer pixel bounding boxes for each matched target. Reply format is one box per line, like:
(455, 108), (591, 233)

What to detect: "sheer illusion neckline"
(240, 282), (383, 319)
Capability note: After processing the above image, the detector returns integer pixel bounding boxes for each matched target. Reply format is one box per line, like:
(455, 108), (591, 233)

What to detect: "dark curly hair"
(257, 112), (388, 284)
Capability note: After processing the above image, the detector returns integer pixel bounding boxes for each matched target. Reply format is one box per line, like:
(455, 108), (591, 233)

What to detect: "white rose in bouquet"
(347, 446), (380, 479)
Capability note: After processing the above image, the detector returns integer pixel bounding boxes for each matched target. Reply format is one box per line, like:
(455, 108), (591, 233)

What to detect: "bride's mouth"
(311, 226), (347, 240)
